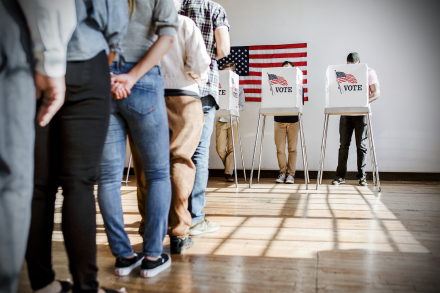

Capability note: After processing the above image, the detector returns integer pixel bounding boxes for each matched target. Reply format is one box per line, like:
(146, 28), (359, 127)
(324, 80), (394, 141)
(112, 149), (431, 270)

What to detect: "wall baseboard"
(124, 168), (439, 181)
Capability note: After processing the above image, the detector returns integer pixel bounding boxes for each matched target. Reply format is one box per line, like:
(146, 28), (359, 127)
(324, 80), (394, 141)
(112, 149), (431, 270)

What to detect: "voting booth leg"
(237, 119), (247, 183)
(125, 153), (132, 185)
(298, 114), (308, 190)
(367, 119), (377, 185)
(320, 114), (330, 185)
(230, 115), (238, 187)
(299, 114), (310, 184)
(257, 116), (267, 183)
(249, 114), (262, 188)
(366, 115), (381, 192)
(317, 114), (329, 190)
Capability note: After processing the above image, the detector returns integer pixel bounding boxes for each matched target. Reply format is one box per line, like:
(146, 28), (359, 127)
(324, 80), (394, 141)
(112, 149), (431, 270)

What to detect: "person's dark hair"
(282, 61), (294, 67)
(347, 52), (360, 63)
(222, 62), (236, 72)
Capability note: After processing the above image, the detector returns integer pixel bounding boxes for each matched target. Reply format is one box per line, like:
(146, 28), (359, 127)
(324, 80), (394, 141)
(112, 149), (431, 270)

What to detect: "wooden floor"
(19, 178), (440, 293)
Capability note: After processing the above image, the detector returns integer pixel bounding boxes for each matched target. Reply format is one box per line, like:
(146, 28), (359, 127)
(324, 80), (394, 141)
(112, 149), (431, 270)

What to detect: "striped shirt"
(179, 0), (230, 106)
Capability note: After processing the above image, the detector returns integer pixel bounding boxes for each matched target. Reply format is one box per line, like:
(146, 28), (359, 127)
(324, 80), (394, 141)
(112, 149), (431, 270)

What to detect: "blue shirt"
(67, 0), (129, 61)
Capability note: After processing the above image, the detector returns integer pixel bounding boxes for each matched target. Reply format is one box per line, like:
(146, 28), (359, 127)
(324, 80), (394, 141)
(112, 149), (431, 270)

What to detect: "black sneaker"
(331, 178), (345, 185)
(359, 178), (368, 186)
(225, 174), (234, 182)
(170, 236), (194, 254)
(114, 253), (144, 276)
(140, 253), (171, 278)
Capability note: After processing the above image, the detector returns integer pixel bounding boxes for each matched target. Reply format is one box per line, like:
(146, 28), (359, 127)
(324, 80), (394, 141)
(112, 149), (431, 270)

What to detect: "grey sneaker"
(331, 178), (345, 185)
(189, 220), (220, 236)
(276, 173), (286, 183)
(285, 175), (294, 184)
(359, 178), (368, 186)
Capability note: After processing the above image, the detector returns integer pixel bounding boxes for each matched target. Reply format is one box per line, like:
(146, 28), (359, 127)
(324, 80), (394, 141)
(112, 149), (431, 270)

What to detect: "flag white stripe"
(249, 48), (307, 54)
(249, 57), (307, 63)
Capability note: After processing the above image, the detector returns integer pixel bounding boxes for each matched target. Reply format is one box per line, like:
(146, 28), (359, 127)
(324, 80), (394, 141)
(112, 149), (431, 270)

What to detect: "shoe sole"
(189, 226), (220, 236)
(140, 257), (171, 278)
(115, 257), (144, 276)
(285, 180), (294, 184)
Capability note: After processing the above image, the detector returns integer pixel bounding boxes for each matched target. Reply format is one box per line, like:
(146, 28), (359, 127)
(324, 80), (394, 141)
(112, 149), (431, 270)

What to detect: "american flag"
(268, 73), (288, 86)
(336, 71), (358, 83)
(217, 43), (308, 102)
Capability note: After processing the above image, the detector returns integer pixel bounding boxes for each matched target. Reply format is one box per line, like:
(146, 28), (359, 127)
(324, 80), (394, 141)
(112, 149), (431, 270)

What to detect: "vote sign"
(261, 67), (303, 109)
(326, 63), (368, 108)
(218, 70), (239, 112)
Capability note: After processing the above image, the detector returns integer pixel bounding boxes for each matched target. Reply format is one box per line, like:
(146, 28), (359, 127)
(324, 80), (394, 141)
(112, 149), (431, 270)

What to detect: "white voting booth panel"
(326, 63), (368, 108)
(261, 67), (303, 110)
(218, 70), (239, 112)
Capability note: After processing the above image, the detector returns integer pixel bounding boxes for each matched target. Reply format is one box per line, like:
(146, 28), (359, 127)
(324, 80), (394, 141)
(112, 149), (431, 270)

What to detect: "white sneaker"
(189, 220), (220, 236)
(285, 175), (294, 184)
(276, 173), (286, 183)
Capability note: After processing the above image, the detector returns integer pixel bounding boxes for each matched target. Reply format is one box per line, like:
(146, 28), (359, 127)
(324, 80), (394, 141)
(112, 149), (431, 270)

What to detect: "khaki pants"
(274, 121), (299, 176)
(131, 95), (204, 238)
(215, 121), (238, 175)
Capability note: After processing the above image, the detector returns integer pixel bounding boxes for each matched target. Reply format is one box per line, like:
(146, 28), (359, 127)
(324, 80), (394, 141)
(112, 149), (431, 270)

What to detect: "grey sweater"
(121, 0), (179, 63)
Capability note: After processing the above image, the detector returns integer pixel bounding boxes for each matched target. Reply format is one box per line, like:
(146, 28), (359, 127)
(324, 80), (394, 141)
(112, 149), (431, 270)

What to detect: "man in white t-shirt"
(332, 52), (380, 186)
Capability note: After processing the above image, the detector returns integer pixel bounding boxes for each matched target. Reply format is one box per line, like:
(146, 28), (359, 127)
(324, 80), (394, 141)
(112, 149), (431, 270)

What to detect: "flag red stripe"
(250, 62), (307, 68)
(245, 97), (262, 102)
(249, 53), (307, 59)
(240, 80), (262, 85)
(243, 88), (262, 93)
(249, 43), (307, 50)
(248, 71), (262, 76)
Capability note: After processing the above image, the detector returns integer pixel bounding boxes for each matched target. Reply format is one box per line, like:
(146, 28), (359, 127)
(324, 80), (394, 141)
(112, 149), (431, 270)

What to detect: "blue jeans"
(189, 96), (217, 224)
(98, 63), (171, 258)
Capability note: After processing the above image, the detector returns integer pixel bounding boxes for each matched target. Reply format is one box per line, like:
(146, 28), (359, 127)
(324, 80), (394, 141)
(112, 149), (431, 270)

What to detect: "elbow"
(216, 46), (230, 59)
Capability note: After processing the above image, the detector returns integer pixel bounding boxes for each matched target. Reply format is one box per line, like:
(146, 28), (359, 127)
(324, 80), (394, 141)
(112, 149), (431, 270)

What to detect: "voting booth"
(249, 67), (310, 189)
(317, 64), (381, 191)
(216, 70), (246, 187)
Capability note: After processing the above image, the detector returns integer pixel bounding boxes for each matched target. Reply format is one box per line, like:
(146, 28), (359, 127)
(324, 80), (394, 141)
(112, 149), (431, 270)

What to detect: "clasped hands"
(111, 73), (137, 100)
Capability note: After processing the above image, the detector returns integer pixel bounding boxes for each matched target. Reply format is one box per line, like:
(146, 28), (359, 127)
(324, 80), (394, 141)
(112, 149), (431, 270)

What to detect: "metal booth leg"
(320, 114), (330, 185)
(230, 114), (238, 188)
(125, 153), (132, 184)
(366, 117), (377, 185)
(299, 114), (310, 184)
(316, 114), (329, 190)
(298, 114), (308, 190)
(237, 118), (247, 183)
(257, 115), (266, 183)
(366, 115), (381, 192)
(249, 114), (262, 188)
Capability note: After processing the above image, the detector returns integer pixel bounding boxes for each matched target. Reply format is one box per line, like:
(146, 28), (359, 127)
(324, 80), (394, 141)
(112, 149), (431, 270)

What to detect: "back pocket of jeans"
(127, 83), (158, 116)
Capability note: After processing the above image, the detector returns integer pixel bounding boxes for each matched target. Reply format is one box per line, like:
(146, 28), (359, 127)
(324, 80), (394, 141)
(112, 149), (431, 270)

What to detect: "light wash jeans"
(0, 2), (35, 292)
(188, 96), (217, 224)
(98, 63), (171, 257)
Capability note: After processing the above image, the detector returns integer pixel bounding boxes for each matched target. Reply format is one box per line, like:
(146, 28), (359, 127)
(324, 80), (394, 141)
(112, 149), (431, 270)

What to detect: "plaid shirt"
(179, 0), (230, 105)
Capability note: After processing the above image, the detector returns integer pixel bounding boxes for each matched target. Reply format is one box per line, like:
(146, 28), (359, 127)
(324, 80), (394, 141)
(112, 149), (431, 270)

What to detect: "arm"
(369, 83), (380, 103)
(111, 35), (174, 99)
(214, 26), (230, 59)
(18, 0), (77, 126)
(185, 20), (211, 85)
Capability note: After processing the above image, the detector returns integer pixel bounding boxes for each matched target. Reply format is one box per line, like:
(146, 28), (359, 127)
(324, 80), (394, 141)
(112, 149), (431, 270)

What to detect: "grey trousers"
(0, 1), (36, 292)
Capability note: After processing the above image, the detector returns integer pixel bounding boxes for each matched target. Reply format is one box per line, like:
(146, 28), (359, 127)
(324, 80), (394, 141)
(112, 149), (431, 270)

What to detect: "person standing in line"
(332, 52), (380, 186)
(0, 1), (76, 292)
(97, 0), (178, 277)
(179, 0), (231, 240)
(216, 62), (245, 182)
(24, 1), (129, 292)
(274, 61), (300, 184)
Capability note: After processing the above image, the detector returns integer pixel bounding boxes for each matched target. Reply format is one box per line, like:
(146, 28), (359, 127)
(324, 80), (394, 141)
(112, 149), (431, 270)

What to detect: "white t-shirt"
(346, 67), (379, 116)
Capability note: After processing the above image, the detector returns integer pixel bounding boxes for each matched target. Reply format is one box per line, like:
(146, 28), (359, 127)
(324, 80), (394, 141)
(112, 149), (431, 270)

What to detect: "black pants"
(26, 51), (111, 293)
(336, 115), (368, 179)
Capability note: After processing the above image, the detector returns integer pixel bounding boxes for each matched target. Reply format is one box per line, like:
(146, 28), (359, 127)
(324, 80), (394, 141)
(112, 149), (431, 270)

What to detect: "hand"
(111, 74), (136, 99)
(35, 73), (66, 127)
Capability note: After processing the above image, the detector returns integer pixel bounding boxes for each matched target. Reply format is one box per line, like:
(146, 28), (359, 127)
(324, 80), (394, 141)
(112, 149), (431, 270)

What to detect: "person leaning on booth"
(216, 62), (245, 182)
(332, 52), (380, 186)
(273, 61), (300, 184)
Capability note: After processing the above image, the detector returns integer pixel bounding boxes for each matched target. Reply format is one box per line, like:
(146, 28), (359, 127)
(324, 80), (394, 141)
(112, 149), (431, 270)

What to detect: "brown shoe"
(225, 174), (234, 182)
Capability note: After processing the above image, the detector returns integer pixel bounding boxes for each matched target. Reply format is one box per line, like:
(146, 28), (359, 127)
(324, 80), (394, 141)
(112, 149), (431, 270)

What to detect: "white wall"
(209, 0), (440, 173)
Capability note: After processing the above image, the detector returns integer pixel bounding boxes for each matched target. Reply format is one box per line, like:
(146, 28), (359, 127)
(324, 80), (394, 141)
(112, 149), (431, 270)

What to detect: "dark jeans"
(25, 51), (111, 293)
(336, 115), (368, 180)
(0, 1), (35, 292)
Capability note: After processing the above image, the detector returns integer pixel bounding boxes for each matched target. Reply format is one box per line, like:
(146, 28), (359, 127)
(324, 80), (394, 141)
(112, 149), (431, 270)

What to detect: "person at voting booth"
(274, 61), (300, 184)
(332, 52), (380, 186)
(216, 63), (245, 182)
